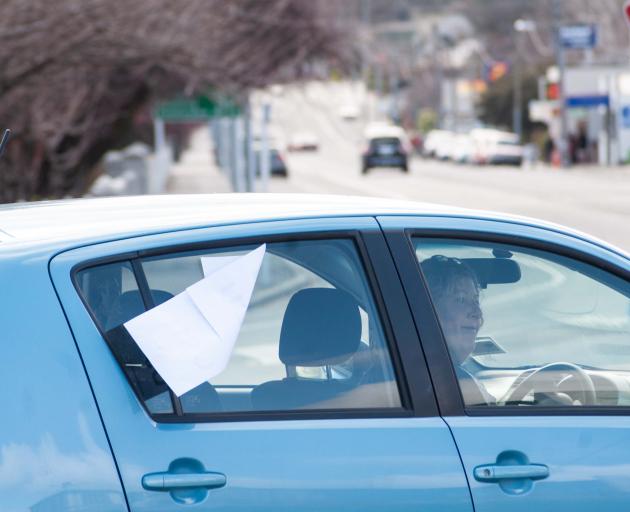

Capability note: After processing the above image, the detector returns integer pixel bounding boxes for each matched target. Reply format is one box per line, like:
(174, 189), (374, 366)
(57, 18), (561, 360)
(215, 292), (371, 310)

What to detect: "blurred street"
(168, 82), (630, 252)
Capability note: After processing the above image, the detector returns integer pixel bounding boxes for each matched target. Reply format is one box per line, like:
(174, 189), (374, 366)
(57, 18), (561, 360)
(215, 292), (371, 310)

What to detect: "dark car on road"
(362, 126), (409, 174)
(255, 148), (288, 177)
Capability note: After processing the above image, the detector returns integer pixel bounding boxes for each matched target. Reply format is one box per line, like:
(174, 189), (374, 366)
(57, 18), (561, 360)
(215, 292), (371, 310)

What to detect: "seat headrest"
(106, 289), (173, 330)
(279, 288), (361, 367)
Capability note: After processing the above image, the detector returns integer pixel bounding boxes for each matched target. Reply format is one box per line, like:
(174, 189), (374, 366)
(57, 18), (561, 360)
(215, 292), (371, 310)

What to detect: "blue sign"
(565, 95), (608, 108)
(622, 106), (630, 129)
(559, 24), (597, 49)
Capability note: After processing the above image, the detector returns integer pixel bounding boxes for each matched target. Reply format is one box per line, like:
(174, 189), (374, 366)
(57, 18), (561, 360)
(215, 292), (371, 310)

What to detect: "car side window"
(76, 261), (140, 331)
(413, 238), (630, 409)
(77, 238), (402, 418)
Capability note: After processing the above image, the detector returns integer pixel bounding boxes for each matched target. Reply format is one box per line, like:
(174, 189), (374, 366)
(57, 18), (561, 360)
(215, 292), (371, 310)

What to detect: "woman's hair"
(420, 255), (480, 301)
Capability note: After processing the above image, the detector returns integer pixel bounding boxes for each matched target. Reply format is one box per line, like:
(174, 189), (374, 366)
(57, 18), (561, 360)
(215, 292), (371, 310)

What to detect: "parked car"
(287, 131), (319, 152)
(3, 194), (630, 511)
(254, 147), (288, 177)
(362, 124), (409, 174)
(338, 103), (360, 120)
(422, 129), (453, 158)
(471, 128), (523, 166)
(451, 133), (476, 163)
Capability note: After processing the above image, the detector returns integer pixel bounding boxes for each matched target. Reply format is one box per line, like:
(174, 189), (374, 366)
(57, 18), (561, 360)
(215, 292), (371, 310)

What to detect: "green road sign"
(155, 96), (241, 121)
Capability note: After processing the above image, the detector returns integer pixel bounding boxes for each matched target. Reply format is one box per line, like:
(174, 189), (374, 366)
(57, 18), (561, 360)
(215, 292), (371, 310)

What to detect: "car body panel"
(0, 244), (127, 512)
(377, 214), (629, 267)
(4, 195), (630, 511)
(378, 215), (630, 512)
(446, 416), (630, 511)
(2, 195), (625, 262)
(50, 216), (473, 511)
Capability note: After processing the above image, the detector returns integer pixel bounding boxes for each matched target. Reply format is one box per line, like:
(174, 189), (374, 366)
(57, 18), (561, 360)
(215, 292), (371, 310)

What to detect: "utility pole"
(220, 117), (230, 174)
(513, 25), (523, 139)
(360, 0), (371, 82)
(361, 0), (372, 121)
(260, 102), (271, 192)
(513, 19), (536, 141)
(244, 97), (256, 192)
(432, 24), (443, 128)
(153, 118), (166, 154)
(553, 0), (570, 167)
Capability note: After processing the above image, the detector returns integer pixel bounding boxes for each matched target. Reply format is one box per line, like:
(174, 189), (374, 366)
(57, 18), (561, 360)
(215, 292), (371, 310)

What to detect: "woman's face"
(435, 276), (483, 365)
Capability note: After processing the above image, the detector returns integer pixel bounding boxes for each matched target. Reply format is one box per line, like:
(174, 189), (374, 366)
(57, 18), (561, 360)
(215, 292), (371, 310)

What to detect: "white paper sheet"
(124, 244), (266, 397)
(200, 254), (240, 278)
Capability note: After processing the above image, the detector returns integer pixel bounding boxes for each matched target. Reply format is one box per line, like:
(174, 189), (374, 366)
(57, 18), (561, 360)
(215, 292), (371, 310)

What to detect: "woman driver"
(421, 255), (495, 405)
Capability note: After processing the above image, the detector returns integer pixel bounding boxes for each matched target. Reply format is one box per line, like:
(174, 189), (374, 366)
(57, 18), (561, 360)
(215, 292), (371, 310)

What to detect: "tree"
(478, 67), (546, 139)
(0, 0), (348, 202)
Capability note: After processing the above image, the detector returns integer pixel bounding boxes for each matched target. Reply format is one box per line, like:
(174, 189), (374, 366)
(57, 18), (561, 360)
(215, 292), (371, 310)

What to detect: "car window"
(77, 238), (402, 418)
(371, 137), (401, 148)
(413, 238), (630, 409)
(76, 261), (141, 330)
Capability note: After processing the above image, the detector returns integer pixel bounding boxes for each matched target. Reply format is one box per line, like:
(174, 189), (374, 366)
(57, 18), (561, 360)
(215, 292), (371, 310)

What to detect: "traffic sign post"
(152, 94), (245, 192)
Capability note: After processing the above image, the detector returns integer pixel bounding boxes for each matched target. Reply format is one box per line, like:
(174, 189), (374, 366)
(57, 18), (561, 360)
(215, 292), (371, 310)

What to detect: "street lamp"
(513, 19), (536, 140)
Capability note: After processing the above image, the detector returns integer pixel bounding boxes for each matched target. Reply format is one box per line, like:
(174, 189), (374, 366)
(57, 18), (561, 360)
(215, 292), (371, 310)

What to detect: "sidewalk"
(522, 160), (630, 174)
(166, 128), (232, 194)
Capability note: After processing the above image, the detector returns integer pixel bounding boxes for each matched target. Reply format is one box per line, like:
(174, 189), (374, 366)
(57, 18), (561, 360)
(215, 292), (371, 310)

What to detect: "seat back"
(105, 289), (173, 330)
(251, 288), (362, 410)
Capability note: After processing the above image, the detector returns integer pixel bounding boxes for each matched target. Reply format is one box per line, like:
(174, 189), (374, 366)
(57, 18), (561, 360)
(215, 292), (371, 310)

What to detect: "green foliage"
(417, 108), (438, 134)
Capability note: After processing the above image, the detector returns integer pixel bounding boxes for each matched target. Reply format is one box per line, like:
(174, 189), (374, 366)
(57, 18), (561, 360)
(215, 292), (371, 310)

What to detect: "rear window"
(371, 137), (401, 147)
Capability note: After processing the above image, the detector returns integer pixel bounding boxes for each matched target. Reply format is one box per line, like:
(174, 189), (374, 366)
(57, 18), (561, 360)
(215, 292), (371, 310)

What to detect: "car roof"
(0, 194), (625, 259)
(364, 123), (405, 139)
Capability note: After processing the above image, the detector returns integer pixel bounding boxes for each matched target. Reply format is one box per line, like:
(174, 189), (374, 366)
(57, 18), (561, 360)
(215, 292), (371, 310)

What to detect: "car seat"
(251, 287), (362, 410)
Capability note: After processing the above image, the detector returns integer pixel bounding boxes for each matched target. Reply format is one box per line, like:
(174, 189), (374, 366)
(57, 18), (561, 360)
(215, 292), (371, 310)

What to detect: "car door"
(381, 215), (630, 511)
(50, 217), (473, 512)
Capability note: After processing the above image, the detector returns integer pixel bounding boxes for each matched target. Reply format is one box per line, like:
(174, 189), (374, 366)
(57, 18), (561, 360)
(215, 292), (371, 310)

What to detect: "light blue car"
(2, 194), (630, 512)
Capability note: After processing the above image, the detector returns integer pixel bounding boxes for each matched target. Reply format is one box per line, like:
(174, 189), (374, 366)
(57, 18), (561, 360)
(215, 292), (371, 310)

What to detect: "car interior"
(419, 242), (630, 409)
(77, 240), (402, 417)
(77, 238), (630, 415)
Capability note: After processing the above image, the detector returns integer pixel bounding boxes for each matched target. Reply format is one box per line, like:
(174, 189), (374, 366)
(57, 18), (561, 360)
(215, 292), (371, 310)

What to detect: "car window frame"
(71, 226), (437, 423)
(383, 223), (630, 418)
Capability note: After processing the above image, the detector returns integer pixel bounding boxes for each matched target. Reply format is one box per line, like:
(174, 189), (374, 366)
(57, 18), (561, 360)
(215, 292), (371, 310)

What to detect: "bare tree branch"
(0, 0), (351, 202)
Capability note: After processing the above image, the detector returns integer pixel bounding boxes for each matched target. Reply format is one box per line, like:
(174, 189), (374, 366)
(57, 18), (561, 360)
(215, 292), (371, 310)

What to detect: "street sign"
(565, 95), (608, 108)
(155, 96), (242, 122)
(155, 97), (216, 121)
(559, 24), (597, 49)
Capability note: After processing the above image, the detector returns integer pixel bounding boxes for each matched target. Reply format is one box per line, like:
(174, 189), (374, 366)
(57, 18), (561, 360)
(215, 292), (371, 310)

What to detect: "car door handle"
(473, 464), (549, 482)
(142, 471), (227, 491)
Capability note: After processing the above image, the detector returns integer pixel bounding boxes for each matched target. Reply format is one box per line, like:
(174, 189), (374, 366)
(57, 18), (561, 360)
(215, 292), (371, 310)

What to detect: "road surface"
(258, 82), (630, 252)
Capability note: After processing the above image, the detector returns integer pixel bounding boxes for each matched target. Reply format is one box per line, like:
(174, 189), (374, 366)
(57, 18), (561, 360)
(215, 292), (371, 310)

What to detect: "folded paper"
(125, 244), (265, 396)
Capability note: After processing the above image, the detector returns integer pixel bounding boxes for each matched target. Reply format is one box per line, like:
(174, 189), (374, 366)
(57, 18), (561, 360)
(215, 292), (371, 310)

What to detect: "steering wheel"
(500, 362), (597, 406)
